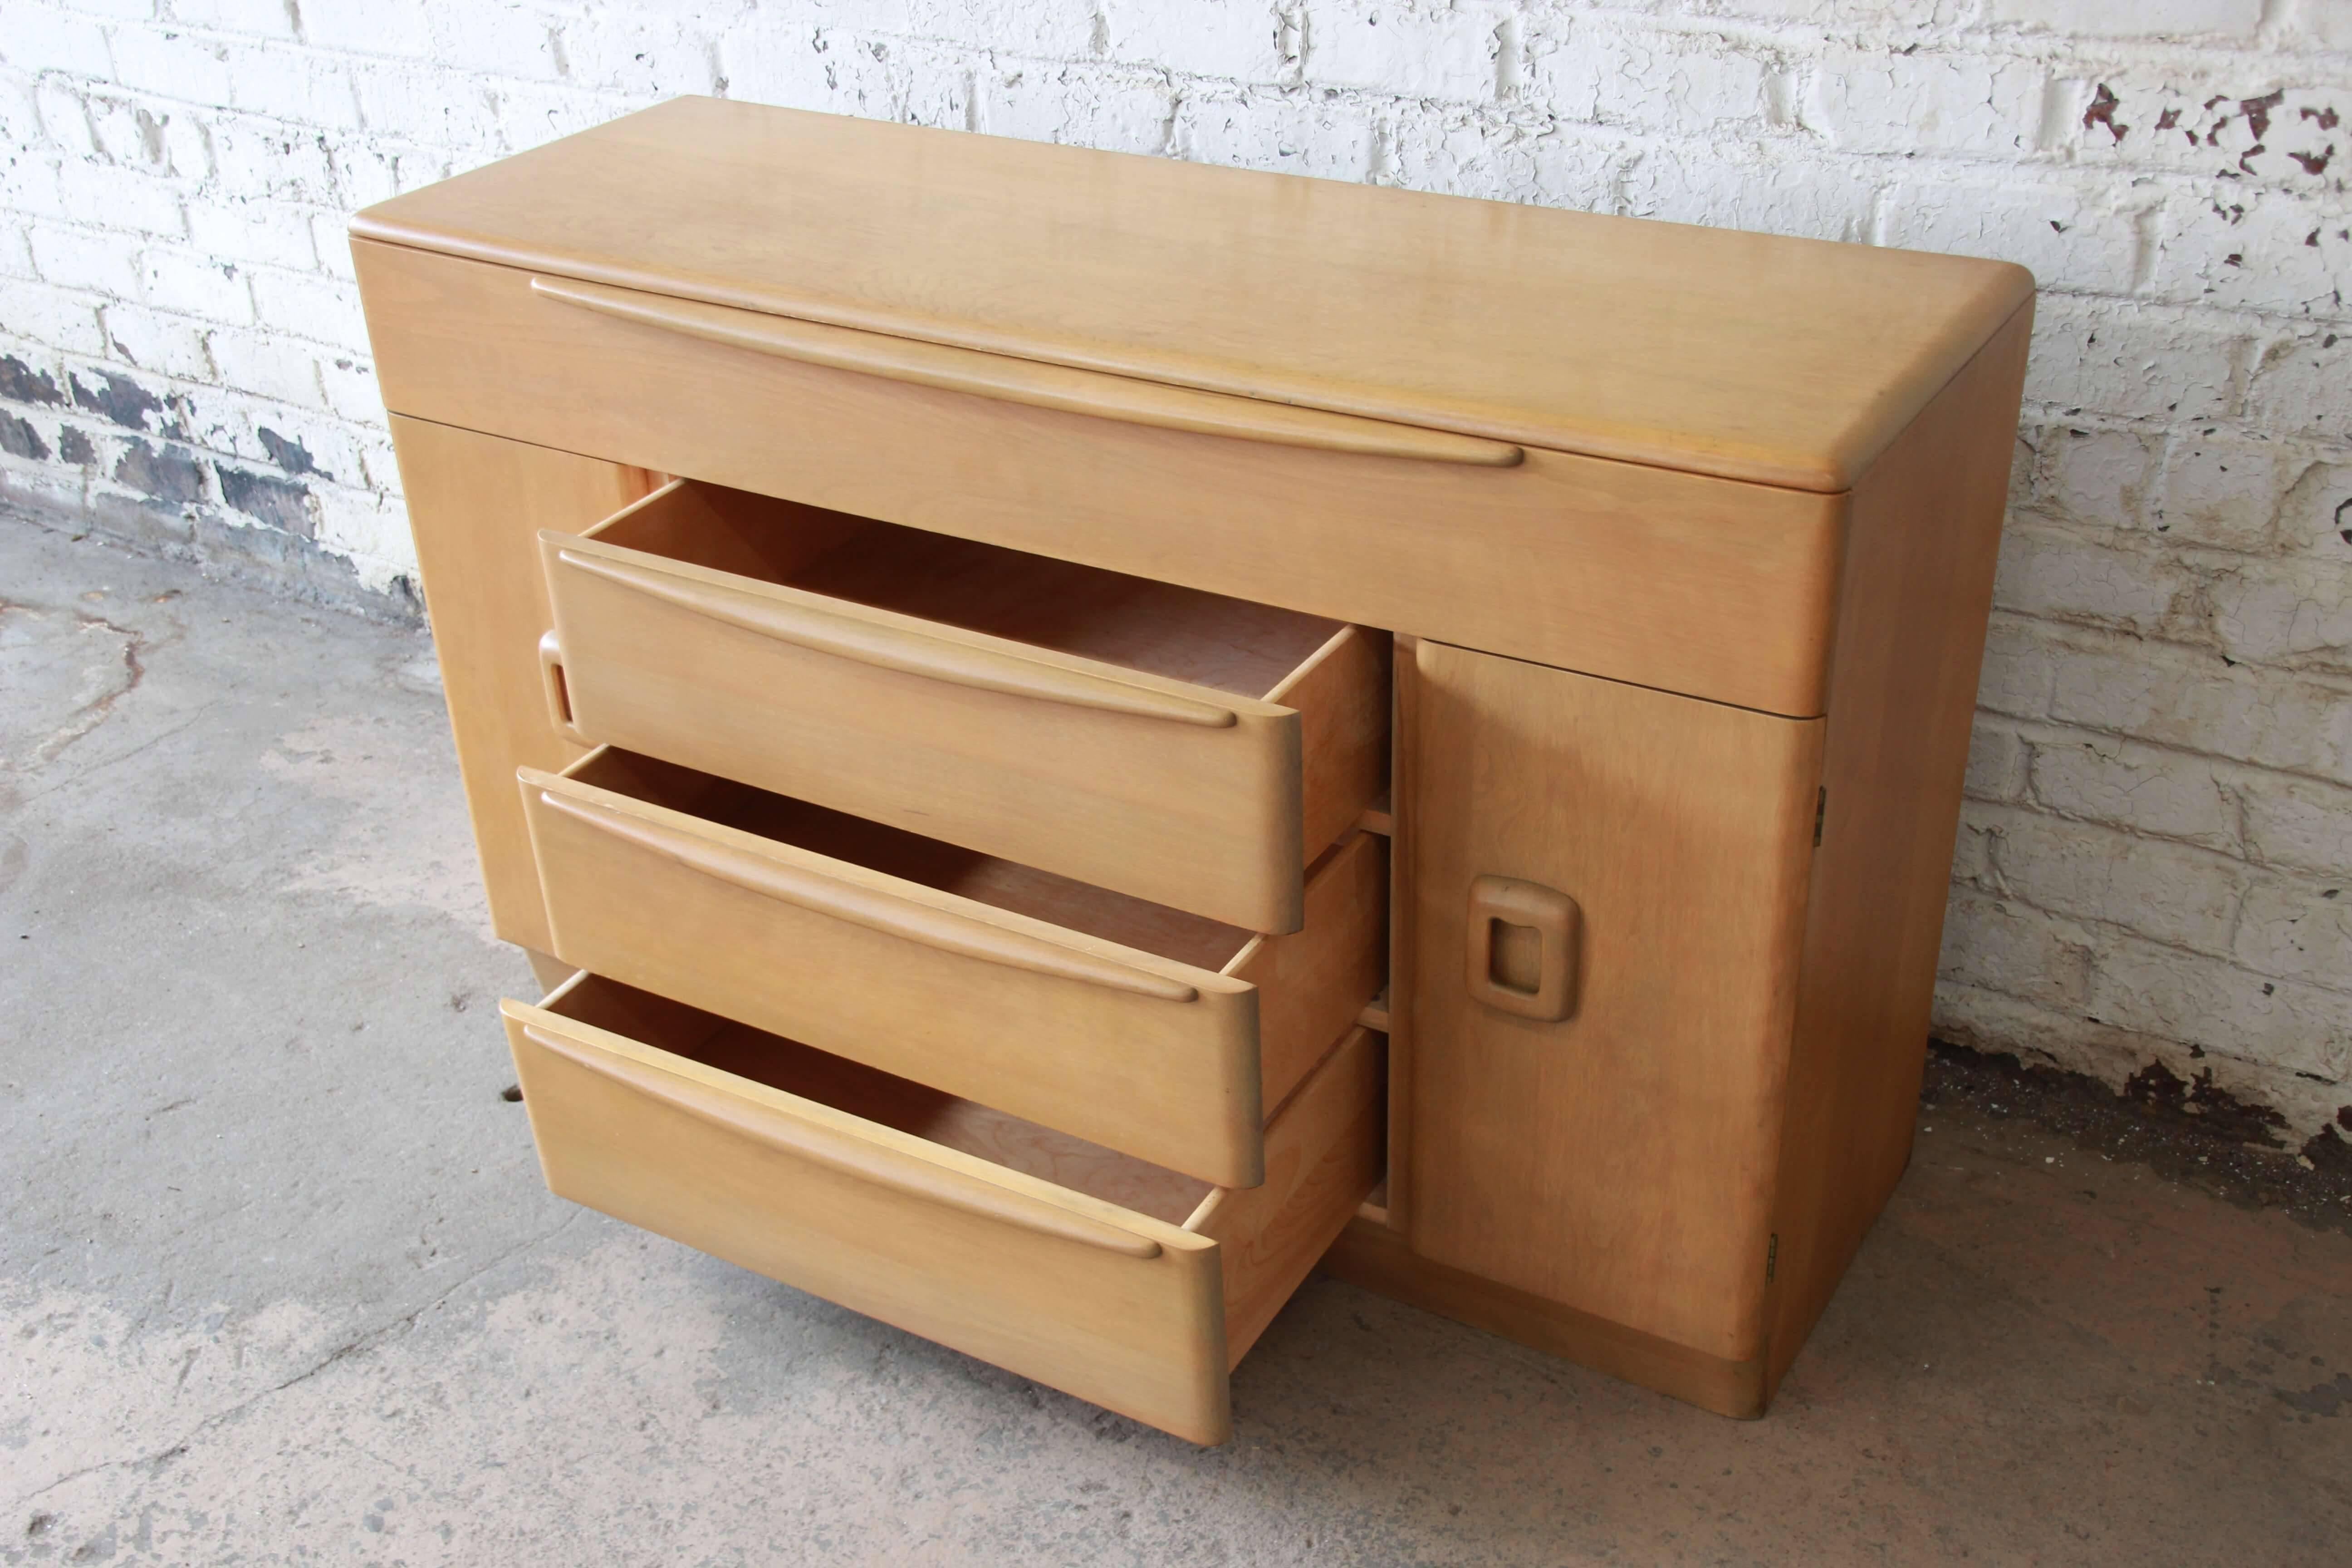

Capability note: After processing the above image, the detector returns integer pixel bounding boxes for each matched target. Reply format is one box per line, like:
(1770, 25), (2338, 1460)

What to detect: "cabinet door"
(1405, 642), (1823, 1362)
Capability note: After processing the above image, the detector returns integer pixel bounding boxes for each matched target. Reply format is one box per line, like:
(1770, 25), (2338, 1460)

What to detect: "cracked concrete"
(4, 510), (2350, 1566)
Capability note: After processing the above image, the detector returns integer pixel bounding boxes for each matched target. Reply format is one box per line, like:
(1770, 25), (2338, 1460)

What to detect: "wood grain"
(774, 498), (1349, 702)
(1225, 834), (1389, 1114)
(1405, 644), (1824, 1362)
(361, 104), (2036, 1426)
(522, 946), (575, 994)
(1762, 300), (2035, 1399)
(536, 480), (1392, 931)
(504, 975), (1230, 1442)
(1319, 1216), (1767, 1419)
(1192, 1026), (1384, 1367)
(529, 274), (1525, 466)
(681, 1014), (1214, 1226)
(521, 750), (1384, 1185)
(352, 97), (2030, 491)
(1383, 634), (1423, 1230)
(382, 416), (659, 951)
(1272, 625), (1393, 863)
(353, 244), (1850, 719)
(505, 973), (1384, 1443)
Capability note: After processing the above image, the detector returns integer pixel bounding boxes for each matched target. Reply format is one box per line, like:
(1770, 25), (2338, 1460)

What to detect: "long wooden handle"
(519, 1025), (1164, 1259)
(537, 787), (1200, 1003)
(554, 545), (1239, 729)
(530, 275), (1525, 468)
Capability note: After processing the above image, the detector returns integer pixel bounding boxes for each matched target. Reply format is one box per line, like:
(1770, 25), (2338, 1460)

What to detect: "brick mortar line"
(0, 433), (390, 489)
(13, 43), (2352, 167)
(18, 12), (2350, 85)
(1959, 793), (2332, 877)
(0, 328), (382, 406)
(1980, 609), (2352, 688)
(10, 119), (2348, 225)
(2000, 515), (2352, 570)
(1973, 710), (2352, 819)
(1929, 976), (2348, 1088)
(7, 226), (2349, 344)
(0, 393), (395, 459)
(0, 285), (375, 363)
(1954, 803), (2352, 998)
(1977, 705), (2352, 783)
(1938, 883), (2352, 1016)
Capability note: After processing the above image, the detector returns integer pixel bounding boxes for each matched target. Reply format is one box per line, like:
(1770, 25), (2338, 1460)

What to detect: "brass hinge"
(1766, 1232), (1779, 1284)
(1812, 788), (1826, 848)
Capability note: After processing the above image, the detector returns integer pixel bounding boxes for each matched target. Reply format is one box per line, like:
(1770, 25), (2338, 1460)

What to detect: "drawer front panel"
(500, 978), (1386, 1443)
(503, 987), (1232, 1444)
(358, 240), (1847, 719)
(543, 526), (1321, 933)
(519, 760), (1380, 1186)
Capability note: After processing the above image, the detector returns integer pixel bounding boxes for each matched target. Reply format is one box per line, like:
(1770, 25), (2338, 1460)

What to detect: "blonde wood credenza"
(352, 96), (2032, 1445)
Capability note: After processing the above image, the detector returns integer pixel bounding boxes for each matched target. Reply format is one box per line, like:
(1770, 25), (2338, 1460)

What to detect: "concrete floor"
(4, 511), (2349, 1568)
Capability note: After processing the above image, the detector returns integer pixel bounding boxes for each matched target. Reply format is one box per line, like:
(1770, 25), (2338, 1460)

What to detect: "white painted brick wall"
(2, 0), (2347, 1135)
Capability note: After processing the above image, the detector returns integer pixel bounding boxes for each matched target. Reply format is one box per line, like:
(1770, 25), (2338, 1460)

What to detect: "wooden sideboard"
(353, 96), (2032, 1444)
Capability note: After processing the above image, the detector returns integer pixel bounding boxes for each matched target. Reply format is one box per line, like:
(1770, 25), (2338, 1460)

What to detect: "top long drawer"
(354, 241), (1850, 718)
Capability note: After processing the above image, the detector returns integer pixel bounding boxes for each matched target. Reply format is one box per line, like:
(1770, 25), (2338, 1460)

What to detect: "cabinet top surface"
(352, 96), (2031, 492)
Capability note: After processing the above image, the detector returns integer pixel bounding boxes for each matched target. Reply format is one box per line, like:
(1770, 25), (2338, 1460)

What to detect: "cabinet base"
(1317, 1215), (1769, 1419)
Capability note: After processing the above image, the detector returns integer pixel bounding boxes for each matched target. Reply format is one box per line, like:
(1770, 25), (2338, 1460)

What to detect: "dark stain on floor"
(1923, 1039), (2352, 1238)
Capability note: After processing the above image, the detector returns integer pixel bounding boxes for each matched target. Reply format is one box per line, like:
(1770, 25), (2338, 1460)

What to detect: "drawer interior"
(568, 746), (1265, 975)
(584, 479), (1352, 701)
(548, 973), (1216, 1225)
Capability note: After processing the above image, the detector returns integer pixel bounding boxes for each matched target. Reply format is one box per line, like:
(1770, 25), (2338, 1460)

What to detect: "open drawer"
(534, 480), (1389, 933)
(517, 747), (1386, 1188)
(503, 973), (1383, 1445)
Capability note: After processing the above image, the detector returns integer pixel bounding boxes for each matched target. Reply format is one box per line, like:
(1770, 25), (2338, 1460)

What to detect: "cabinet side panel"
(1407, 644), (1825, 1361)
(387, 415), (661, 950)
(1764, 302), (2034, 1393)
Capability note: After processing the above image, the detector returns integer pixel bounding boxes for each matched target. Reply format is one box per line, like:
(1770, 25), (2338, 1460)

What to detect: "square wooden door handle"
(1466, 875), (1580, 1022)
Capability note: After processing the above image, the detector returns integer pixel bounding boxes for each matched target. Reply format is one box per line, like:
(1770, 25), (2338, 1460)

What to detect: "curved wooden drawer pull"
(537, 788), (1201, 1004)
(556, 547), (1238, 730)
(520, 1026), (1164, 1259)
(531, 275), (1525, 468)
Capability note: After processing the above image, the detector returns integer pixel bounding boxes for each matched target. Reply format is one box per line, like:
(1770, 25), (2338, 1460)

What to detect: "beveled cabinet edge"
(1759, 298), (2036, 1403)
